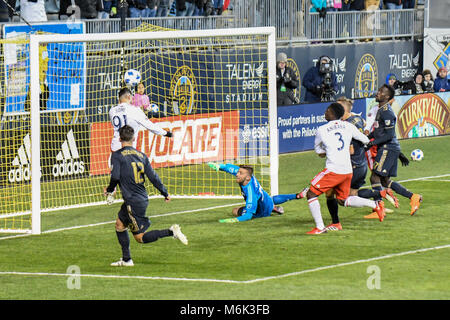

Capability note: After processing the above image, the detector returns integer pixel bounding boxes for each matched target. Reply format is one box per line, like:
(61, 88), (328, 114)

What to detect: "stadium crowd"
(0, 0), (230, 22)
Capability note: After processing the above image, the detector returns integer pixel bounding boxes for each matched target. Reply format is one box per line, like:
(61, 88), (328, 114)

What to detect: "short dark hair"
(328, 103), (345, 119)
(118, 87), (132, 100)
(119, 125), (134, 142)
(239, 165), (254, 176)
(382, 84), (395, 100)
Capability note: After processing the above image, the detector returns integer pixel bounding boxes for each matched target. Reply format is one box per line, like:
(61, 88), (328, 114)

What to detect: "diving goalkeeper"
(208, 163), (302, 223)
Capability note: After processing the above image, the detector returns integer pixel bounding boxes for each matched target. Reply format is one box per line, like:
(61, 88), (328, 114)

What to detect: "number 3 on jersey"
(335, 132), (344, 151)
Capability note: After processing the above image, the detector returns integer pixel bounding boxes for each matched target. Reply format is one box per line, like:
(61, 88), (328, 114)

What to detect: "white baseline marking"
(0, 202), (243, 241)
(0, 244), (448, 284)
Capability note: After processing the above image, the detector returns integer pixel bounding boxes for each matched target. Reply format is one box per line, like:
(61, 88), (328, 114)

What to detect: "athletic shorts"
(309, 169), (353, 200)
(373, 148), (399, 177)
(351, 164), (368, 190)
(118, 202), (150, 235)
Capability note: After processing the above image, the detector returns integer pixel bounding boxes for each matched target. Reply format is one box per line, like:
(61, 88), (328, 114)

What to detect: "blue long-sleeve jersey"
(219, 164), (274, 221)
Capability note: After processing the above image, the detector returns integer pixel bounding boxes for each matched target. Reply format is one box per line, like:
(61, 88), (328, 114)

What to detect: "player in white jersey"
(109, 87), (172, 152)
(304, 103), (385, 235)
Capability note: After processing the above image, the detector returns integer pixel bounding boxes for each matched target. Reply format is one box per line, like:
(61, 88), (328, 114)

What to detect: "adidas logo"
(52, 129), (85, 177)
(8, 134), (31, 183)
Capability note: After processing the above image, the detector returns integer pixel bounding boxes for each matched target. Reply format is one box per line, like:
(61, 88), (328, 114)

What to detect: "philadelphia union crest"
(169, 66), (197, 115)
(355, 54), (378, 98)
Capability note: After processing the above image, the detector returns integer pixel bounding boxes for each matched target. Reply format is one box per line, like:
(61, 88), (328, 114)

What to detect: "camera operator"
(302, 56), (338, 103)
(276, 52), (299, 105)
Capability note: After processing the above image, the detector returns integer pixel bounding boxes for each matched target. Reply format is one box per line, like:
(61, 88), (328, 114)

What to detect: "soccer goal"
(0, 27), (278, 234)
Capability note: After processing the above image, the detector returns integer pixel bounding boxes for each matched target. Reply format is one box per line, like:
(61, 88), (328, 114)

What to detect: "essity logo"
(8, 134), (31, 183)
(52, 129), (85, 177)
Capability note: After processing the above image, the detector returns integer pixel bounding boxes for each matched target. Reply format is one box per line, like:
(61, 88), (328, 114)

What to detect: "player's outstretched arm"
(208, 163), (239, 176)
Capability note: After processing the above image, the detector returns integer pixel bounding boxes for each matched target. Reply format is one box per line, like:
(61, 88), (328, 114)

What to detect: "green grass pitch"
(0, 135), (449, 300)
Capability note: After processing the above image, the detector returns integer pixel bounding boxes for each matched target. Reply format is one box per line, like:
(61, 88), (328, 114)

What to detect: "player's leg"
(305, 169), (335, 234)
(335, 173), (385, 222)
(271, 193), (298, 215)
(111, 204), (134, 266)
(130, 204), (188, 245)
(374, 149), (422, 215)
(325, 189), (342, 231)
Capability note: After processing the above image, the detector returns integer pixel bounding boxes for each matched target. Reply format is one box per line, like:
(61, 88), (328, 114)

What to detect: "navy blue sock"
(390, 181), (413, 199)
(116, 231), (131, 262)
(272, 194), (298, 205)
(358, 189), (381, 201)
(142, 229), (173, 244)
(327, 198), (339, 224)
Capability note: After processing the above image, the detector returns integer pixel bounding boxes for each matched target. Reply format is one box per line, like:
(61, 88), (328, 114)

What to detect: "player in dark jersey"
(365, 85), (422, 216)
(104, 125), (188, 267)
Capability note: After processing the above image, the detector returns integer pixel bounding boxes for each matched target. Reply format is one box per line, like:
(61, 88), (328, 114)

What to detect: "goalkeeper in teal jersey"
(208, 163), (302, 223)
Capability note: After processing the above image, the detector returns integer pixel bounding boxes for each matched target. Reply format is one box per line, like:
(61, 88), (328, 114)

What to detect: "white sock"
(345, 195), (376, 209)
(308, 197), (325, 230)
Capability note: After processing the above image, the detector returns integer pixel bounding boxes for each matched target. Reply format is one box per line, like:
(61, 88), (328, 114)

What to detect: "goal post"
(1, 27), (278, 235)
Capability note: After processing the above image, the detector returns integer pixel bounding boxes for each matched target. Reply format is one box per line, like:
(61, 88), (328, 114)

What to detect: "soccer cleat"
(306, 227), (328, 235)
(364, 211), (381, 219)
(326, 223), (342, 231)
(207, 162), (221, 172)
(296, 187), (309, 199)
(384, 208), (394, 214)
(380, 188), (399, 208)
(110, 258), (134, 267)
(170, 224), (188, 245)
(272, 205), (284, 215)
(373, 200), (386, 222)
(409, 194), (422, 216)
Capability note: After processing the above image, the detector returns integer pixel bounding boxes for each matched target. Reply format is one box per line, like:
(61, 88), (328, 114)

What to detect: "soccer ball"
(410, 149), (424, 161)
(149, 103), (159, 113)
(124, 69), (141, 87)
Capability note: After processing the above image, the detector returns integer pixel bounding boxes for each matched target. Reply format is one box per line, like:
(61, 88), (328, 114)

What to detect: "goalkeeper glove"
(399, 152), (410, 167)
(165, 131), (173, 138)
(105, 192), (115, 205)
(219, 218), (239, 223)
(208, 162), (221, 172)
(364, 141), (374, 151)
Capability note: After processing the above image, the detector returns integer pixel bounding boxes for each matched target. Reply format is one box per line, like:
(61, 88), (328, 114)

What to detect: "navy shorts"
(351, 164), (368, 189)
(373, 148), (399, 177)
(118, 202), (150, 235)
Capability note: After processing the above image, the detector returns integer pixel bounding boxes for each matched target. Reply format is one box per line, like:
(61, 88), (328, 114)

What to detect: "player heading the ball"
(109, 87), (172, 152)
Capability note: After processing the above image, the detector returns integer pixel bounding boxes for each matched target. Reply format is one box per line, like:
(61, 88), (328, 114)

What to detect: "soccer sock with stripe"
(272, 194), (298, 205)
(326, 197), (340, 224)
(142, 229), (173, 243)
(308, 197), (325, 230)
(390, 181), (413, 199)
(116, 230), (131, 262)
(344, 195), (376, 209)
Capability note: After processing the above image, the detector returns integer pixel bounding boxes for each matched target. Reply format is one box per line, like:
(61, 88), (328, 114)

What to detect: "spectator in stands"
(422, 69), (434, 93)
(362, 0), (380, 40)
(176, 0), (196, 16)
(195, 0), (214, 16)
(0, 0), (8, 22)
(384, 0), (403, 36)
(98, 0), (118, 18)
(213, 0), (223, 15)
(403, 0), (415, 8)
(303, 55), (338, 103)
(385, 73), (403, 96)
(433, 66), (450, 92)
(156, 0), (170, 16)
(59, 0), (103, 19)
(147, 0), (158, 17)
(402, 72), (425, 94)
(127, 0), (150, 17)
(132, 83), (151, 111)
(276, 52), (299, 106)
(10, 0), (48, 22)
